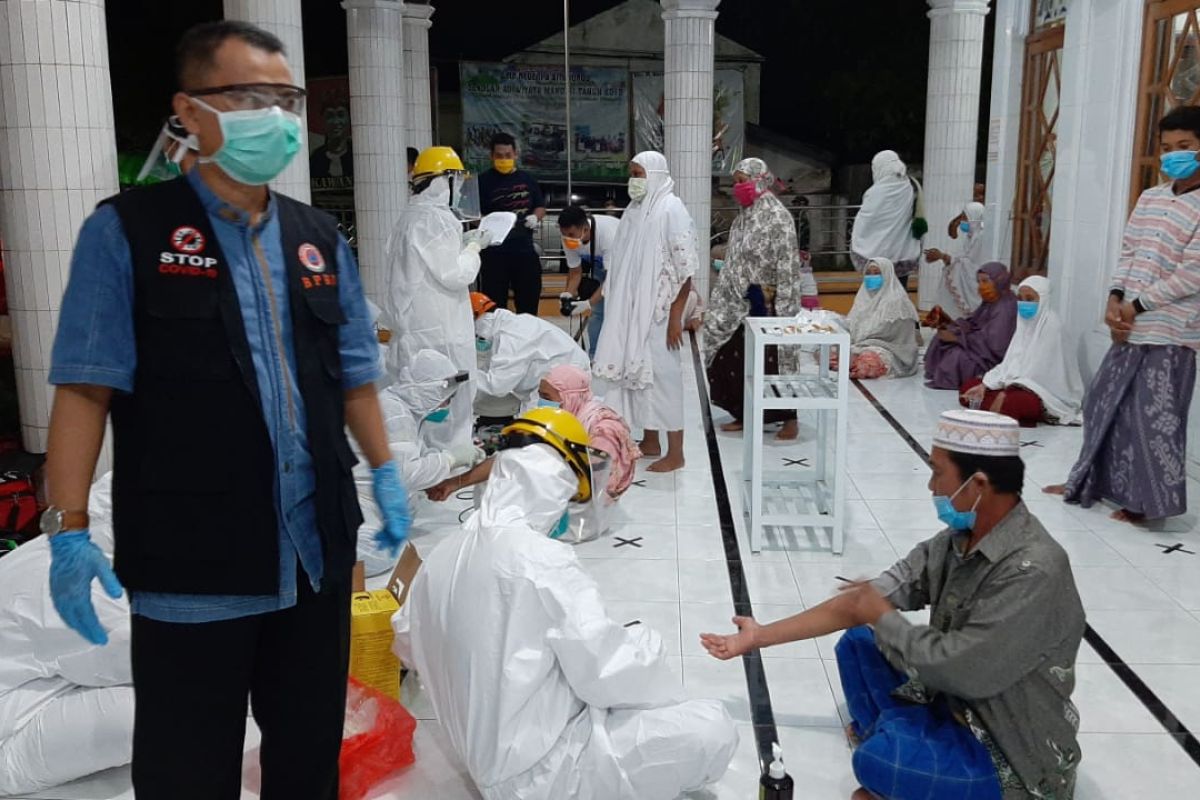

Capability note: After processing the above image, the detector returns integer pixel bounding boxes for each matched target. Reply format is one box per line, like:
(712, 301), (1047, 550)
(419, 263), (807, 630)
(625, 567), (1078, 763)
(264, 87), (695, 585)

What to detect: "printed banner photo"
(632, 70), (745, 175)
(460, 62), (630, 181)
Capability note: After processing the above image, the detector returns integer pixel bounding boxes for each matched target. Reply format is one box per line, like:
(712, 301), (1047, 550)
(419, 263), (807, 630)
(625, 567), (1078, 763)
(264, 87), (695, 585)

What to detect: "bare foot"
(1042, 484), (1067, 496)
(775, 419), (799, 441)
(639, 442), (663, 457)
(647, 454), (685, 472)
(851, 789), (876, 800)
(719, 420), (743, 432)
(1111, 508), (1146, 524)
(844, 723), (861, 749)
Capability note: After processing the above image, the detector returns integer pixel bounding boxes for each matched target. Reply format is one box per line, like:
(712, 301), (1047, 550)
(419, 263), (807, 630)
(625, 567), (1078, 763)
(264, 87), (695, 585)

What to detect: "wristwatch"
(40, 506), (89, 537)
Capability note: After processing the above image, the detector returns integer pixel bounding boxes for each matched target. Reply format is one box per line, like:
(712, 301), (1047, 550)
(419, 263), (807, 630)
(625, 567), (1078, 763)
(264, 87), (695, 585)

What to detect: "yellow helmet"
(501, 407), (593, 502)
(413, 146), (466, 180)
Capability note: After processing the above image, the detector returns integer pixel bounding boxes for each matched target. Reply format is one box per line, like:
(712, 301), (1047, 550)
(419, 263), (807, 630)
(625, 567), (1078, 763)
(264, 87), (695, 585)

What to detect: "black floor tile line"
(688, 332), (780, 773)
(851, 378), (1200, 769)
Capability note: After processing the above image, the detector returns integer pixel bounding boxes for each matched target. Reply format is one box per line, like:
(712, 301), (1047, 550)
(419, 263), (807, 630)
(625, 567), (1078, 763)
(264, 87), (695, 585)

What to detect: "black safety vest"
(103, 178), (362, 595)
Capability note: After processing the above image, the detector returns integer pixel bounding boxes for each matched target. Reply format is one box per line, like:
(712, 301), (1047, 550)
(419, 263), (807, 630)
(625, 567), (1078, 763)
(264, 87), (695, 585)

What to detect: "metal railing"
(533, 203), (863, 273)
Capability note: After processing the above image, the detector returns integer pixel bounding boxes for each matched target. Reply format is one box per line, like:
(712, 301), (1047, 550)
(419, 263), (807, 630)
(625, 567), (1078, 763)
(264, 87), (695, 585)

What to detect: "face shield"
(450, 172), (482, 221)
(407, 370), (470, 422)
(493, 435), (611, 543)
(136, 116), (199, 183)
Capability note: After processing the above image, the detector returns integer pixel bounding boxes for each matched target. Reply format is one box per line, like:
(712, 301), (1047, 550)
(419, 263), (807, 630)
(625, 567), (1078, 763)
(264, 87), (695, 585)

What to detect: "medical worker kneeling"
(471, 292), (591, 415)
(394, 408), (737, 799)
(354, 348), (484, 575)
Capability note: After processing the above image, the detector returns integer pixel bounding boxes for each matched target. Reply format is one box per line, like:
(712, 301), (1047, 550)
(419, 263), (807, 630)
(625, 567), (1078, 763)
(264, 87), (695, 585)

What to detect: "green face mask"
(192, 97), (302, 186)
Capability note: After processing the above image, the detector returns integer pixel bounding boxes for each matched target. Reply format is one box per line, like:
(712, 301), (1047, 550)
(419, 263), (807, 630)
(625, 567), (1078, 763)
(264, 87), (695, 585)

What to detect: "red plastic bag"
(338, 677), (417, 800)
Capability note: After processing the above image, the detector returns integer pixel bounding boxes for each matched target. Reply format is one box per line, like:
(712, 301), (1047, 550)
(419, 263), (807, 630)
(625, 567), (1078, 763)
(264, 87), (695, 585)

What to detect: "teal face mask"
(475, 338), (492, 353)
(864, 274), (884, 292)
(1017, 301), (1039, 320)
(537, 399), (561, 409)
(550, 510), (570, 539)
(712, 259), (725, 271)
(192, 97), (302, 186)
(424, 407), (450, 424)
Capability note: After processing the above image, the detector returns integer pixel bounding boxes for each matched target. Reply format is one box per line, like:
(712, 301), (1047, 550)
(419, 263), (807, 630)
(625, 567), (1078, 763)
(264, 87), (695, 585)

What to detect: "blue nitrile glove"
(48, 530), (124, 646)
(371, 460), (411, 558)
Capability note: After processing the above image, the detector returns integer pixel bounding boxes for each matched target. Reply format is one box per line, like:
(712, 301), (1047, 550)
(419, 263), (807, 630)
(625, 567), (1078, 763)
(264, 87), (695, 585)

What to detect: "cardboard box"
(386, 543), (422, 606)
(347, 545), (422, 700)
(350, 589), (401, 700)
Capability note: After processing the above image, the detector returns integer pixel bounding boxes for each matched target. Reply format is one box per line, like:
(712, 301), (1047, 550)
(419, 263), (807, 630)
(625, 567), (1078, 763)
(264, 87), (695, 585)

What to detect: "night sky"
(105, 0), (992, 167)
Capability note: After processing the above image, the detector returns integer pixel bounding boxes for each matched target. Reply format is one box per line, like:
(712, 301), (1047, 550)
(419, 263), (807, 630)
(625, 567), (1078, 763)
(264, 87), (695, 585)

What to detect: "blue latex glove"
(372, 460), (412, 558)
(48, 530), (124, 646)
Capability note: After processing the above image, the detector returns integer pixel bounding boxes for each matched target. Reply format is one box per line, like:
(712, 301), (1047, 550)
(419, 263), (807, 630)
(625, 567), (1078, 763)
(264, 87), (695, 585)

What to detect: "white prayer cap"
(933, 410), (1021, 458)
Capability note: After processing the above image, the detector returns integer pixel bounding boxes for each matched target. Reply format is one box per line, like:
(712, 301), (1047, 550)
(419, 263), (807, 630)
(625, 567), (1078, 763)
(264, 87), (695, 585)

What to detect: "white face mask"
(627, 176), (648, 202)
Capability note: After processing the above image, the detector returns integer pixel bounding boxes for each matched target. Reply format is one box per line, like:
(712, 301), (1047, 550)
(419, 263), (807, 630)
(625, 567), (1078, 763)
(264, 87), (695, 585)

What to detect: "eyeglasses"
(188, 83), (307, 115)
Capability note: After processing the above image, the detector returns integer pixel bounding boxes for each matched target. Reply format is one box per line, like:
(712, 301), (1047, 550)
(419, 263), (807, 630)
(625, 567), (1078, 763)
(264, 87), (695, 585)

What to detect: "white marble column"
(980, 0), (1030, 264)
(224, 0), (312, 203)
(402, 2), (434, 151)
(0, 0), (120, 454)
(343, 0), (407, 304)
(918, 0), (991, 310)
(661, 0), (719, 299)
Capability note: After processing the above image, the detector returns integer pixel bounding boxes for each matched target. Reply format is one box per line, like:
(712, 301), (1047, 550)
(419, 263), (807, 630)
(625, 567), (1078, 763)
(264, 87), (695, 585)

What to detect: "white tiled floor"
(26, 342), (1200, 799)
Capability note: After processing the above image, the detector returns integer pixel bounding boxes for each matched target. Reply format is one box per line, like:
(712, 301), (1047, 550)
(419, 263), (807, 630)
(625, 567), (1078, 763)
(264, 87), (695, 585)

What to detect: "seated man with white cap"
(701, 409), (1086, 800)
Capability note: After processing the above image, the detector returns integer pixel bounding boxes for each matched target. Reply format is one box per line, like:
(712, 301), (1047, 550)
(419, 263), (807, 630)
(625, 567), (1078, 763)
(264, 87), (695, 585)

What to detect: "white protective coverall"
(393, 444), (737, 800)
(474, 309), (591, 415)
(354, 349), (480, 575)
(0, 474), (134, 795)
(383, 174), (480, 453)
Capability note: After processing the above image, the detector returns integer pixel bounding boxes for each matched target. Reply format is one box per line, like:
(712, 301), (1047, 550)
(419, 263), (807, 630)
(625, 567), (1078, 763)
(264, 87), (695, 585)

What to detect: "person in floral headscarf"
(702, 158), (803, 440)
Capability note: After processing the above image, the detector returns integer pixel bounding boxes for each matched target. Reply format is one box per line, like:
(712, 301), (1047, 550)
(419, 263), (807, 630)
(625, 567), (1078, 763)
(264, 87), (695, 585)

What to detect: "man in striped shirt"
(1047, 106), (1200, 522)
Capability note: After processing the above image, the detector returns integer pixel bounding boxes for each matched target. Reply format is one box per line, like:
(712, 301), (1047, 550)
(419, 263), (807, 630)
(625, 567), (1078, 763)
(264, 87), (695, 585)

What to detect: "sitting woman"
(839, 257), (919, 379)
(923, 261), (1017, 390)
(426, 364), (641, 501)
(959, 276), (1083, 426)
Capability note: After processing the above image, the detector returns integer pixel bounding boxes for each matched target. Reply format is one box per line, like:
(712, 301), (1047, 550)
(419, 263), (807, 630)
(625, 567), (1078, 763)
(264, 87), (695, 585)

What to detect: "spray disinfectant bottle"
(759, 741), (794, 799)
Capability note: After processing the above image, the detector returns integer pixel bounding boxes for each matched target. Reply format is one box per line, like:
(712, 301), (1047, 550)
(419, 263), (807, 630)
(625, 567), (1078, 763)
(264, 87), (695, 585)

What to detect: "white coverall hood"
(395, 348), (461, 418)
(480, 445), (575, 536)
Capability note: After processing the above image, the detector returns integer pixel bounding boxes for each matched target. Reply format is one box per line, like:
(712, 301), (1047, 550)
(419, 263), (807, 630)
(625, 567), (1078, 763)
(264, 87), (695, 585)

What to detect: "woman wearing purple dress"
(923, 262), (1018, 390)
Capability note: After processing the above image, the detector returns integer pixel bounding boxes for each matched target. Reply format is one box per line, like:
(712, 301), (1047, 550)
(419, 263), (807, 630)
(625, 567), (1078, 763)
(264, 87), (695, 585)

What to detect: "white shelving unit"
(741, 317), (850, 555)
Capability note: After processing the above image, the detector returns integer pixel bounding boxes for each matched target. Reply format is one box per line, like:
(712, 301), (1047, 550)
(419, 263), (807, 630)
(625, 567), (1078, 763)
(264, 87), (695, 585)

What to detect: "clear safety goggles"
(187, 82), (307, 115)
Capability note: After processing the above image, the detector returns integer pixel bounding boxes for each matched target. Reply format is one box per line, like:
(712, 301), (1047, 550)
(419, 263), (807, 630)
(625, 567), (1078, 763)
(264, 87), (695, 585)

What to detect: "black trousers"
(130, 573), (351, 800)
(480, 246), (542, 315)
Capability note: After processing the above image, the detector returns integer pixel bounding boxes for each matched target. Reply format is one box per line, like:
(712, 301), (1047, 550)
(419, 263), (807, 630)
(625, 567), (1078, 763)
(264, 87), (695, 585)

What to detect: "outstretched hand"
(700, 615), (760, 660)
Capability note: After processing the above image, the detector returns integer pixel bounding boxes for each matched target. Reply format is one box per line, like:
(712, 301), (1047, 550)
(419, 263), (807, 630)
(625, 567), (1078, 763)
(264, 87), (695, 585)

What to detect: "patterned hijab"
(702, 157), (803, 361)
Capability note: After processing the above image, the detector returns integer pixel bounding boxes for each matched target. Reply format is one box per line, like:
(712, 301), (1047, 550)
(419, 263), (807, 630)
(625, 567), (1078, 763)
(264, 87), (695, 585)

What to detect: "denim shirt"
(49, 171), (379, 622)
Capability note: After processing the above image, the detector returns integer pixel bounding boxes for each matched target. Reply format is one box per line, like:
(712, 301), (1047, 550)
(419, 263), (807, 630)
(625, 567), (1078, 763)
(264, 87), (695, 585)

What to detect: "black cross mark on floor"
(1020, 441), (1043, 448)
(614, 536), (644, 549)
(1156, 543), (1196, 555)
(783, 457), (810, 467)
(631, 479), (647, 488)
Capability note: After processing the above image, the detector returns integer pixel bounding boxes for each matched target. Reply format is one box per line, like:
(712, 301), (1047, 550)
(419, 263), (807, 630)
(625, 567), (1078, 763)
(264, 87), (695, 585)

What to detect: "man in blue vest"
(41, 21), (410, 800)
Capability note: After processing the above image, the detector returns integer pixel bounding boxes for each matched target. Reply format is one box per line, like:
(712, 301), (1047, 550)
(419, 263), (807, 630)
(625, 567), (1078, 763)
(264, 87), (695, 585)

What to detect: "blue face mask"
(863, 274), (884, 292)
(1017, 301), (1039, 320)
(712, 259), (725, 271)
(932, 476), (980, 531)
(424, 407), (450, 424)
(538, 399), (561, 409)
(475, 338), (492, 353)
(1161, 150), (1200, 180)
(550, 510), (570, 539)
(192, 98), (303, 186)
(960, 221), (973, 234)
